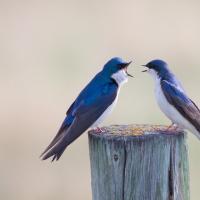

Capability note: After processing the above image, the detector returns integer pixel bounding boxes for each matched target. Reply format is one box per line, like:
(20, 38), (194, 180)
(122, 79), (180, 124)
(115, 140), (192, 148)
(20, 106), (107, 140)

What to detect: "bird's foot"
(93, 127), (105, 134)
(166, 123), (175, 131)
(165, 123), (182, 133)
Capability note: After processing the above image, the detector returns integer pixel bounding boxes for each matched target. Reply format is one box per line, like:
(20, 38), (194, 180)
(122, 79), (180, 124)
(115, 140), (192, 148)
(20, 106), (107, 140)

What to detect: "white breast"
(155, 78), (180, 124)
(155, 77), (199, 138)
(90, 69), (128, 128)
(111, 69), (128, 86)
(91, 90), (119, 128)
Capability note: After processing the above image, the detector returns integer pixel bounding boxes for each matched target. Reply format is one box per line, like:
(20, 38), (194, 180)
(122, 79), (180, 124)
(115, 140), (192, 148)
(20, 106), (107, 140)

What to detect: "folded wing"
(41, 83), (118, 161)
(161, 80), (200, 133)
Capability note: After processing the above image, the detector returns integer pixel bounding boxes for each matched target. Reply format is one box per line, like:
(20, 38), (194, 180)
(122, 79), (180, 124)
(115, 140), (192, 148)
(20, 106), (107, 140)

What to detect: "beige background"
(1, 0), (200, 199)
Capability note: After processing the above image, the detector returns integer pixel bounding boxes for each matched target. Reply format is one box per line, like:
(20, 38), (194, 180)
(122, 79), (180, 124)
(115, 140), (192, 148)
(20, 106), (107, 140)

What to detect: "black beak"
(120, 61), (132, 68)
(127, 72), (134, 77)
(121, 61), (134, 77)
(141, 64), (148, 72)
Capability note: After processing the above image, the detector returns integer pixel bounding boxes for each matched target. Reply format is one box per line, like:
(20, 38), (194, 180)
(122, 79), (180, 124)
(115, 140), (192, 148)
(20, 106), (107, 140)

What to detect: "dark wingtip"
(40, 145), (66, 162)
(40, 151), (46, 158)
(51, 155), (57, 162)
(40, 149), (54, 161)
(40, 149), (52, 161)
(41, 154), (49, 161)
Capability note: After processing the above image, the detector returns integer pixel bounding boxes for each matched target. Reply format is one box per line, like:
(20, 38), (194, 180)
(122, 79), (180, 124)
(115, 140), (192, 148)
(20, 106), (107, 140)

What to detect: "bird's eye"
(118, 64), (123, 69)
(146, 64), (151, 69)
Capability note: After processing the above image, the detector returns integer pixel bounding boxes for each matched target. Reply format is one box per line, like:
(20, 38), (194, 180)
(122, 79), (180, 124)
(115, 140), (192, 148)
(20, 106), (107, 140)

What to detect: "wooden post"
(88, 124), (189, 200)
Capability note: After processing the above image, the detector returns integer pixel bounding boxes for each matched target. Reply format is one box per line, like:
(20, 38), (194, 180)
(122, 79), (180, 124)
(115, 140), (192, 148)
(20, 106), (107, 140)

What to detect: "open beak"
(126, 69), (134, 77)
(141, 64), (148, 72)
(121, 61), (134, 77)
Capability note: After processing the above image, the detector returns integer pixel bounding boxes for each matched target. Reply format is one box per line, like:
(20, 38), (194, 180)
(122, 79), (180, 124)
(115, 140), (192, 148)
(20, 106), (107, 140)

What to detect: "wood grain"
(88, 125), (189, 200)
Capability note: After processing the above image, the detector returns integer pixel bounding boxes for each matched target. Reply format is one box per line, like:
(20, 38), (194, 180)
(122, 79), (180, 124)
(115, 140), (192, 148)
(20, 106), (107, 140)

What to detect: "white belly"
(155, 80), (199, 138)
(91, 69), (128, 129)
(91, 91), (119, 128)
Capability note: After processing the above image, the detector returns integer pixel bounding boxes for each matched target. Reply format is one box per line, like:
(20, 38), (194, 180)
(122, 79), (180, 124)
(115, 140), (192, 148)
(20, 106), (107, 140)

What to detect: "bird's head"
(142, 59), (170, 79)
(103, 57), (133, 86)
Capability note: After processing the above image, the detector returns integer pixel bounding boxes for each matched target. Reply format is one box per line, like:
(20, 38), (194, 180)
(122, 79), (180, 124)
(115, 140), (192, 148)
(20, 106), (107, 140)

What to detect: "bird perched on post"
(41, 57), (132, 161)
(142, 59), (200, 139)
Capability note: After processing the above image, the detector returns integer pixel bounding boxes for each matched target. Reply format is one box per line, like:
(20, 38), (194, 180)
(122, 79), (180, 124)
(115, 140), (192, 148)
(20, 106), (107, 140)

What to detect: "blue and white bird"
(142, 59), (200, 139)
(41, 57), (132, 161)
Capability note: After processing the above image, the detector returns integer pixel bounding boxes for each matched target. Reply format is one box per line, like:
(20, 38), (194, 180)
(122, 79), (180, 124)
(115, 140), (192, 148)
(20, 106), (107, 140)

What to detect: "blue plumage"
(143, 59), (200, 139)
(41, 57), (132, 161)
(161, 80), (200, 133)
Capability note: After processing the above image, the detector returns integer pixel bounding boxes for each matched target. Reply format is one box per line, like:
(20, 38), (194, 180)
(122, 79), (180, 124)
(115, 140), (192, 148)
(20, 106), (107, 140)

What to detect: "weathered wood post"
(88, 124), (189, 200)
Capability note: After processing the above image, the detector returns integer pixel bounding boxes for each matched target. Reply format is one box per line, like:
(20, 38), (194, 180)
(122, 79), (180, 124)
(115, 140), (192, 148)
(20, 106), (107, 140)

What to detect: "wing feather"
(41, 83), (118, 161)
(161, 80), (200, 132)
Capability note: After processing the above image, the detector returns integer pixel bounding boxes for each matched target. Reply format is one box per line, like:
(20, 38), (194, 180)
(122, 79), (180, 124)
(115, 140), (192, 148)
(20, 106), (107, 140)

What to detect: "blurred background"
(1, 0), (200, 199)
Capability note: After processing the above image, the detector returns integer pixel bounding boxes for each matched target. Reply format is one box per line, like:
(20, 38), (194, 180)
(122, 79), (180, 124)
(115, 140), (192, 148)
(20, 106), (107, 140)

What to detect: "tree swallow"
(142, 59), (200, 139)
(41, 57), (132, 161)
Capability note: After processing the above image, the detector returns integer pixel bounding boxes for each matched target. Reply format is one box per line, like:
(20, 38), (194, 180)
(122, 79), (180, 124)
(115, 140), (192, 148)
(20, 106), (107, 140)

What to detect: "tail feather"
(41, 136), (68, 161)
(51, 149), (66, 162)
(41, 116), (86, 161)
(40, 131), (65, 158)
(40, 117), (72, 158)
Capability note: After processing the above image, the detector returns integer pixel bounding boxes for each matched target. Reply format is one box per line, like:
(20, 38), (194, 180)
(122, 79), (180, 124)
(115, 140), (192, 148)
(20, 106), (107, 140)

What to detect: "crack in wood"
(122, 140), (127, 200)
(169, 144), (174, 200)
(88, 125), (189, 200)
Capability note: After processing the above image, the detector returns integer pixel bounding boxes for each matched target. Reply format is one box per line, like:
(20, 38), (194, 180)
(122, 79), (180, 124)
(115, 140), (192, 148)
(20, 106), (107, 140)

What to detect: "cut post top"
(88, 124), (186, 138)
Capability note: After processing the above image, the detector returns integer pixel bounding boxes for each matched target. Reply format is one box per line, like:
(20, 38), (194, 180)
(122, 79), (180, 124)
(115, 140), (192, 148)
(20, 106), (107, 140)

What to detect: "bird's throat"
(111, 70), (128, 86)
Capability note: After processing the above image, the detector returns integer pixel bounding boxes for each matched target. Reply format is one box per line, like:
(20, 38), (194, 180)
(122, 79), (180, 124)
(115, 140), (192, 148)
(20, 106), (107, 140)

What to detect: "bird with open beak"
(41, 57), (133, 161)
